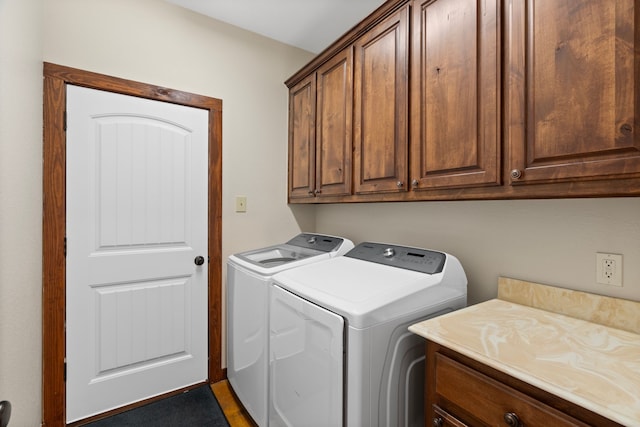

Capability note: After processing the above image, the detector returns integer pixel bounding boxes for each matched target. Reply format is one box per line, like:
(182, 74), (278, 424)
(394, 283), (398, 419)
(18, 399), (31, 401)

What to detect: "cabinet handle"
(396, 181), (404, 188)
(510, 169), (523, 180)
(411, 179), (419, 187)
(503, 412), (521, 427)
(314, 189), (322, 195)
(620, 123), (633, 135)
(432, 417), (444, 427)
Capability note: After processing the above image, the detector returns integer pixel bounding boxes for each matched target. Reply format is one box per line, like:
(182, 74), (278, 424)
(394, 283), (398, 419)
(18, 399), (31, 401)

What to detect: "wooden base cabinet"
(425, 341), (623, 427)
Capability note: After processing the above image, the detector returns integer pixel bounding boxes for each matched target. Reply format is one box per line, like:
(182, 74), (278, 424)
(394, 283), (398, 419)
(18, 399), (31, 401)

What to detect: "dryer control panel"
(345, 242), (446, 274)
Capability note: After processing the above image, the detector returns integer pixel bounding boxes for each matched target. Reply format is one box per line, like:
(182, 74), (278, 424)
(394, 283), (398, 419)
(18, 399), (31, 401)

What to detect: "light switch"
(235, 196), (247, 213)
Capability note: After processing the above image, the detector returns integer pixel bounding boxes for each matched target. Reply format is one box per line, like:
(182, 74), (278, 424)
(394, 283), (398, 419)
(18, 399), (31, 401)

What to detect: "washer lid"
(271, 254), (467, 328)
(230, 233), (354, 274)
(237, 245), (320, 266)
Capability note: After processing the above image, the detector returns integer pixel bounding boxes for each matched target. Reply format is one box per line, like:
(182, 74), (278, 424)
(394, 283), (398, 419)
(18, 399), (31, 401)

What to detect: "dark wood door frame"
(42, 62), (224, 426)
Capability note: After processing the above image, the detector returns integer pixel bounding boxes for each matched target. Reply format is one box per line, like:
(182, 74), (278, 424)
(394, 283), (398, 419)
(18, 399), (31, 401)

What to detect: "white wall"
(0, 0), (44, 425)
(316, 198), (640, 305)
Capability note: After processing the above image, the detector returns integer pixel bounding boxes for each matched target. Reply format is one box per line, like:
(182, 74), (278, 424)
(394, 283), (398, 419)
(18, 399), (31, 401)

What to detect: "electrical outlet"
(596, 253), (622, 286)
(235, 196), (247, 213)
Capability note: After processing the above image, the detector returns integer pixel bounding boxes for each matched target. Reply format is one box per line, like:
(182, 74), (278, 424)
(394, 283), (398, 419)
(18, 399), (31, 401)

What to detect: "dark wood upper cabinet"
(353, 5), (409, 194)
(285, 0), (640, 203)
(410, 0), (500, 190)
(288, 74), (316, 200)
(505, 0), (640, 185)
(315, 47), (354, 197)
(288, 49), (353, 200)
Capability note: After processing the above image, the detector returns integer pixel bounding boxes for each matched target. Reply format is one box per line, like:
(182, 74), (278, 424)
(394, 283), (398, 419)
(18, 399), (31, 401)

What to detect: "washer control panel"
(287, 233), (346, 253)
(345, 242), (446, 274)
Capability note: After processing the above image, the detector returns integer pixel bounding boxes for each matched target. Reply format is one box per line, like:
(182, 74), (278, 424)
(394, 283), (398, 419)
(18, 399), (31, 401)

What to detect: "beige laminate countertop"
(409, 279), (640, 427)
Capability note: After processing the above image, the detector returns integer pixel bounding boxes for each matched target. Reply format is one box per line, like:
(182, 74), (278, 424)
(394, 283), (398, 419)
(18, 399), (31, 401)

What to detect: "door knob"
(194, 256), (205, 266)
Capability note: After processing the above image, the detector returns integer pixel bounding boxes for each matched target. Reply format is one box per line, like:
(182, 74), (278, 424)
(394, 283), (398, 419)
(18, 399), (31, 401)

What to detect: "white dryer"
(269, 242), (467, 427)
(227, 233), (354, 427)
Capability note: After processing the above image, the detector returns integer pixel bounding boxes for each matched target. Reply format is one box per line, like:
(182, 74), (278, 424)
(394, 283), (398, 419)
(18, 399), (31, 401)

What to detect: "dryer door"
(270, 285), (344, 427)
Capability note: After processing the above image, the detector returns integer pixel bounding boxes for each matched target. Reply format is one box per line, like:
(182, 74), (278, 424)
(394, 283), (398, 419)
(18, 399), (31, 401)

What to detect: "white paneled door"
(66, 85), (209, 422)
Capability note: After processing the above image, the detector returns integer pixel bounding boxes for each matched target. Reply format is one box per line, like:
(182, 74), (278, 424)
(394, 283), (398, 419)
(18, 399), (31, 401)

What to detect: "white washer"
(227, 233), (354, 427)
(269, 242), (467, 427)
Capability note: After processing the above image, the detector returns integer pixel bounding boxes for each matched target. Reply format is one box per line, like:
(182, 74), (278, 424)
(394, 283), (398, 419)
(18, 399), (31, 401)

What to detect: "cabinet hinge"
(64, 237), (67, 257)
(63, 360), (67, 382)
(63, 111), (67, 131)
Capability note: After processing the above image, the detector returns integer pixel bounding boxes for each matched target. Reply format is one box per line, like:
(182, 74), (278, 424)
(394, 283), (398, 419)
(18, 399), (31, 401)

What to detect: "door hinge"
(64, 360), (67, 382)
(64, 237), (67, 257)
(63, 111), (67, 131)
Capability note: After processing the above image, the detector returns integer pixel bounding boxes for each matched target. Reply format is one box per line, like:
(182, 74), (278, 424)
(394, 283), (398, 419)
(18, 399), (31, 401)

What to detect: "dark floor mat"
(84, 385), (229, 427)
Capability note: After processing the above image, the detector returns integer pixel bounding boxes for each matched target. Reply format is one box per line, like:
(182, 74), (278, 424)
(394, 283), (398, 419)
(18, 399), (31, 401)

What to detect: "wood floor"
(211, 380), (257, 427)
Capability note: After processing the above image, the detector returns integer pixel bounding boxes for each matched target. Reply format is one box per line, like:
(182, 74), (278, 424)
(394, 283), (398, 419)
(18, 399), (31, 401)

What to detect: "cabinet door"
(316, 48), (353, 197)
(288, 75), (316, 200)
(506, 0), (640, 185)
(410, 0), (500, 190)
(353, 5), (409, 194)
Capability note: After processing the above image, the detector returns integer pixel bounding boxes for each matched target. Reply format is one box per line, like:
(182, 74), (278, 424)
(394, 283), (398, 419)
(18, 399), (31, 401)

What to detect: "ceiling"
(165, 0), (387, 53)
